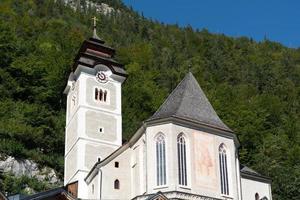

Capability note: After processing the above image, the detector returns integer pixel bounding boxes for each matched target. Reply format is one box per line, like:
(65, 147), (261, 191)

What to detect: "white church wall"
(64, 144), (78, 184)
(214, 132), (238, 199)
(144, 122), (239, 199)
(86, 134), (147, 200)
(131, 135), (146, 197)
(85, 110), (119, 143)
(85, 75), (120, 113)
(66, 78), (80, 123)
(146, 123), (176, 193)
(84, 142), (115, 169)
(65, 113), (78, 154)
(87, 172), (99, 200)
(100, 148), (133, 200)
(241, 177), (272, 200)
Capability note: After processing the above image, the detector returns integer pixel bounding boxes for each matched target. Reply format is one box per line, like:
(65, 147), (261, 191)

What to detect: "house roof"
(22, 187), (74, 200)
(240, 164), (272, 183)
(240, 165), (261, 175)
(0, 191), (8, 200)
(148, 72), (232, 132)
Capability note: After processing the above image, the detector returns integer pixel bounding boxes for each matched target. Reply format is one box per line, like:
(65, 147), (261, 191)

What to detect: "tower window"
(98, 127), (104, 133)
(95, 88), (98, 100)
(255, 193), (260, 200)
(94, 88), (108, 102)
(156, 134), (166, 186)
(219, 144), (229, 195)
(104, 90), (107, 102)
(177, 134), (187, 186)
(114, 179), (120, 189)
(115, 162), (119, 168)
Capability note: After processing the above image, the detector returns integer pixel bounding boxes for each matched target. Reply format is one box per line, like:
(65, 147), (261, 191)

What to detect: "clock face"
(96, 71), (108, 83)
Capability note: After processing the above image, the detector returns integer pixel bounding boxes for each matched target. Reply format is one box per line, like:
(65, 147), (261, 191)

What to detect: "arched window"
(95, 88), (98, 100)
(114, 179), (120, 189)
(255, 193), (260, 200)
(219, 144), (229, 195)
(99, 89), (103, 101)
(177, 134), (187, 186)
(104, 90), (107, 102)
(156, 134), (166, 186)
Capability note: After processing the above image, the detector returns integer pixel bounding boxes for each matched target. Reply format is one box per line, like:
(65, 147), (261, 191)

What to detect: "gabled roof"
(240, 165), (261, 175)
(146, 192), (168, 200)
(22, 187), (75, 200)
(148, 72), (231, 132)
(240, 164), (272, 183)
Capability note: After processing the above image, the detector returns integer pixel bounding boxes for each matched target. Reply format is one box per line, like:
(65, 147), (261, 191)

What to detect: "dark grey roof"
(148, 72), (231, 132)
(22, 187), (74, 200)
(240, 164), (272, 183)
(240, 165), (261, 175)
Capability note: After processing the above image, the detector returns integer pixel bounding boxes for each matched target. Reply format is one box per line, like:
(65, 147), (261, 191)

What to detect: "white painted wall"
(241, 177), (272, 200)
(64, 65), (124, 199)
(145, 123), (239, 199)
(85, 121), (273, 200)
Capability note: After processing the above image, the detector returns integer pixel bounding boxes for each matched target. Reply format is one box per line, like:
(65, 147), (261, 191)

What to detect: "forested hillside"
(0, 0), (299, 199)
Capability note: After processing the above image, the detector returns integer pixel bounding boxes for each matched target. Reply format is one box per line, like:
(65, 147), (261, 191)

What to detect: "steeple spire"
(92, 16), (101, 40)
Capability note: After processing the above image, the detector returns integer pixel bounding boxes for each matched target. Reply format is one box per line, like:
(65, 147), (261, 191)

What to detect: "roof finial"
(92, 16), (100, 40)
(188, 63), (192, 73)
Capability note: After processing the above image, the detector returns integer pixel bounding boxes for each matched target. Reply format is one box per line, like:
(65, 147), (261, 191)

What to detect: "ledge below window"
(221, 194), (233, 199)
(153, 185), (169, 190)
(178, 185), (191, 190)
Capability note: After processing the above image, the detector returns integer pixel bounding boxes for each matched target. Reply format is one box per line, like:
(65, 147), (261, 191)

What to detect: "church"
(22, 26), (272, 200)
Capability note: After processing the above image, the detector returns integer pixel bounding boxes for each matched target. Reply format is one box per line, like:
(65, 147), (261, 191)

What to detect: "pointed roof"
(148, 72), (231, 132)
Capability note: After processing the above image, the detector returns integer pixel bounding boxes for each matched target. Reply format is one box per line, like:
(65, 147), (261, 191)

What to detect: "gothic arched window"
(156, 134), (166, 186)
(114, 179), (120, 189)
(255, 193), (260, 200)
(177, 134), (187, 186)
(95, 88), (98, 100)
(104, 90), (107, 102)
(99, 89), (103, 101)
(219, 144), (229, 195)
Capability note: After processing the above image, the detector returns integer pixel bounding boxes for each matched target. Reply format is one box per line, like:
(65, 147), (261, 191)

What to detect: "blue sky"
(123, 0), (300, 48)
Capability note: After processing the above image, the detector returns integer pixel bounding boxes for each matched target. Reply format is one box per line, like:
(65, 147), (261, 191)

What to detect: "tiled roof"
(149, 72), (231, 132)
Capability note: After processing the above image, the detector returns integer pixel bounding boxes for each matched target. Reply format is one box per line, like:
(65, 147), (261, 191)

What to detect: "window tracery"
(219, 144), (229, 195)
(156, 134), (166, 186)
(177, 134), (187, 186)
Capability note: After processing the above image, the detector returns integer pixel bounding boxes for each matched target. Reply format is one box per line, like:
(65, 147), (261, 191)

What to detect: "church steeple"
(64, 23), (127, 199)
(70, 17), (127, 79)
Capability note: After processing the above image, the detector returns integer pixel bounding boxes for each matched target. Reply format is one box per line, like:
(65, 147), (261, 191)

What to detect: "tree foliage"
(0, 0), (299, 199)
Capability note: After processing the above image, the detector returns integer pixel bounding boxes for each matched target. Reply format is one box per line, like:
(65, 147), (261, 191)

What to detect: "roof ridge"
(174, 73), (192, 116)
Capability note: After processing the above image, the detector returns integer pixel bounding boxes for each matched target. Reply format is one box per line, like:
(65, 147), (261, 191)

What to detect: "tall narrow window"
(95, 88), (98, 100)
(104, 90), (107, 102)
(114, 179), (120, 189)
(255, 193), (260, 200)
(156, 134), (166, 186)
(219, 144), (229, 195)
(99, 89), (103, 101)
(177, 134), (187, 186)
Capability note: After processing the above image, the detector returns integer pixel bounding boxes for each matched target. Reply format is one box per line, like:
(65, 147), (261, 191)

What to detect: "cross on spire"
(92, 16), (100, 40)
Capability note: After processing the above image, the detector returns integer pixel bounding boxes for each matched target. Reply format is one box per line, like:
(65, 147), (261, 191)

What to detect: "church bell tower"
(63, 19), (127, 199)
